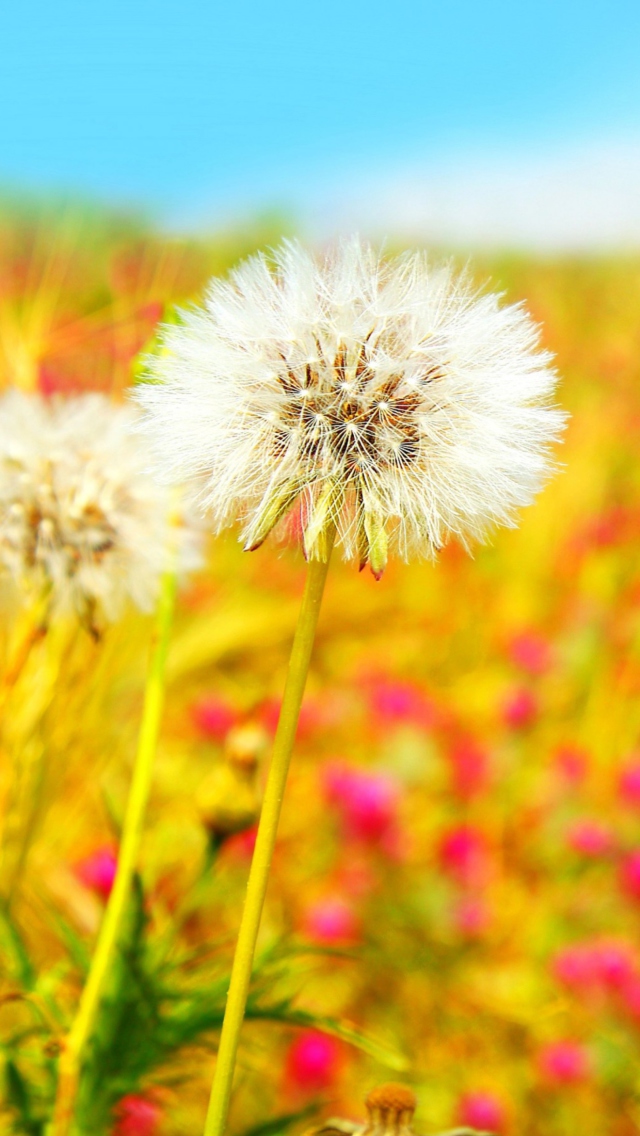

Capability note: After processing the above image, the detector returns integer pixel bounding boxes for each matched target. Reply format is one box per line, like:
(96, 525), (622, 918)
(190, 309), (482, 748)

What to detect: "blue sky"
(2, 1), (640, 243)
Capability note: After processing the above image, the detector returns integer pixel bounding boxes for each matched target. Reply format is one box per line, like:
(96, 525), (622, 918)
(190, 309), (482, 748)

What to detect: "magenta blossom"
(367, 678), (436, 729)
(502, 687), (538, 729)
(620, 976), (640, 1022)
(322, 761), (400, 845)
(595, 941), (636, 988)
(223, 825), (258, 860)
(303, 897), (360, 944)
(452, 895), (491, 938)
(538, 1041), (590, 1084)
(75, 846), (117, 901)
(439, 824), (490, 886)
(113, 1095), (161, 1136)
(566, 820), (614, 858)
(553, 745), (589, 785)
(552, 944), (597, 990)
(448, 738), (490, 800)
(284, 1031), (341, 1093)
(457, 1091), (505, 1132)
(191, 694), (237, 741)
(509, 630), (552, 675)
(553, 940), (636, 992)
(619, 759), (640, 806)
(620, 851), (640, 902)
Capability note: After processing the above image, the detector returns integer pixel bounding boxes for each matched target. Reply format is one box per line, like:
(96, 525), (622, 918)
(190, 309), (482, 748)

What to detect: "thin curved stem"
(203, 537), (335, 1136)
(48, 567), (177, 1136)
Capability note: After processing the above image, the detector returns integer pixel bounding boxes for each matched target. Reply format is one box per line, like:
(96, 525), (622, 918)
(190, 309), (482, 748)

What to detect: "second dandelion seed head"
(0, 390), (201, 631)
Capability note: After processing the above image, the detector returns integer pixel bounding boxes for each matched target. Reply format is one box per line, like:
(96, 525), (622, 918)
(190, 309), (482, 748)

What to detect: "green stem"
(203, 538), (335, 1136)
(48, 567), (178, 1136)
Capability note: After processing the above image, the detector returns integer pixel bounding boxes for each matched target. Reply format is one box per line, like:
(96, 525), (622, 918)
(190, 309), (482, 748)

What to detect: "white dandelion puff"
(136, 238), (566, 578)
(0, 390), (202, 627)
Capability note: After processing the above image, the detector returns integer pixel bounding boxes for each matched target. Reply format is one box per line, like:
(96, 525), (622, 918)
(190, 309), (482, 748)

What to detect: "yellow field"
(1, 207), (640, 1136)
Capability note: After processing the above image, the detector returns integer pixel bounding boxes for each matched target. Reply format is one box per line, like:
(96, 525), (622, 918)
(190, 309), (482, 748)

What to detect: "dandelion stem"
(48, 566), (178, 1136)
(203, 535), (335, 1136)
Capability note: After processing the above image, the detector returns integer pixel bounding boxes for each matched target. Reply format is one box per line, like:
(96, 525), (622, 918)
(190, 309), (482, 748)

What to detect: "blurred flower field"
(1, 205), (640, 1136)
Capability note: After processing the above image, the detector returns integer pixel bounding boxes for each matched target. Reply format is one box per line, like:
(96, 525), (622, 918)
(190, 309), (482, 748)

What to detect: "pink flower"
(303, 897), (360, 944)
(537, 1041), (590, 1084)
(284, 1031), (341, 1093)
(75, 846), (118, 900)
(619, 760), (640, 806)
(438, 825), (490, 886)
(553, 745), (588, 785)
(502, 687), (538, 729)
(113, 1095), (161, 1136)
(457, 1091), (505, 1132)
(552, 945), (597, 990)
(620, 976), (640, 1022)
(452, 895), (491, 937)
(566, 820), (614, 858)
(553, 940), (636, 993)
(448, 738), (490, 800)
(509, 631), (552, 675)
(620, 851), (640, 902)
(223, 825), (258, 860)
(367, 678), (436, 729)
(594, 941), (636, 989)
(191, 695), (237, 741)
(322, 762), (400, 845)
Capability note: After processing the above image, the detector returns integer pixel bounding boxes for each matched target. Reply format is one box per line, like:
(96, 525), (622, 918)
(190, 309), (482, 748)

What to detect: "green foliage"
(1, 875), (404, 1135)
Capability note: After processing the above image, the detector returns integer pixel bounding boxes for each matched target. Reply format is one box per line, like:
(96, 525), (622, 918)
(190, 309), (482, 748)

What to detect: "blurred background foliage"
(1, 204), (640, 1136)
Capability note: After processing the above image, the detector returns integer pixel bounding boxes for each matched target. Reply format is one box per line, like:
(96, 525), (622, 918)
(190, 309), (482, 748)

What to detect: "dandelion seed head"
(0, 390), (201, 626)
(136, 238), (566, 576)
(363, 1084), (417, 1136)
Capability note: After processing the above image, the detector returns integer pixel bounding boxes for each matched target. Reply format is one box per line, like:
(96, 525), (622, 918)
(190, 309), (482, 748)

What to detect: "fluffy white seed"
(0, 390), (201, 627)
(136, 238), (566, 576)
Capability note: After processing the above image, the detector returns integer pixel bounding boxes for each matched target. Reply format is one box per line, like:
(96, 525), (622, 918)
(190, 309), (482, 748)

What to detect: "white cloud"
(303, 137), (640, 252)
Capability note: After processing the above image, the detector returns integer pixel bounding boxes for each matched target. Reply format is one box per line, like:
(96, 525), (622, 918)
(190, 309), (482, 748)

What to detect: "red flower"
(566, 820), (614, 858)
(74, 846), (118, 900)
(191, 695), (237, 741)
(619, 759), (640, 806)
(438, 824), (490, 886)
(448, 738), (490, 800)
(113, 1095), (161, 1136)
(284, 1031), (341, 1093)
(509, 631), (552, 675)
(502, 687), (538, 729)
(322, 762), (400, 846)
(537, 1041), (590, 1084)
(553, 745), (589, 784)
(620, 851), (640, 902)
(303, 897), (360, 944)
(457, 1091), (506, 1132)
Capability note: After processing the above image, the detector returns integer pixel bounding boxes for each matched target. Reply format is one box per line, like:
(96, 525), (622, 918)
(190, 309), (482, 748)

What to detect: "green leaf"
(245, 1003), (408, 1071)
(4, 1059), (45, 1134)
(239, 1101), (320, 1136)
(41, 908), (91, 976)
(0, 908), (36, 989)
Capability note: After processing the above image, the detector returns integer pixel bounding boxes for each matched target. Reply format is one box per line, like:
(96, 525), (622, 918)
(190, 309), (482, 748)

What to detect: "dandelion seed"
(0, 390), (200, 629)
(137, 238), (565, 577)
